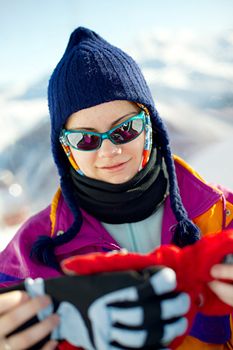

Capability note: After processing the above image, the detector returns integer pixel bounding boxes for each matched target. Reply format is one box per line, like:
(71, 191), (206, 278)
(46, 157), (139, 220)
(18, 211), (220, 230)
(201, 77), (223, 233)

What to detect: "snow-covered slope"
(190, 137), (233, 189)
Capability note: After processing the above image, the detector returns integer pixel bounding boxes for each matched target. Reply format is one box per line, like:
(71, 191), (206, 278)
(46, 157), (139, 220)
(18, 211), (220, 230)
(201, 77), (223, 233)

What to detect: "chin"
(103, 173), (135, 184)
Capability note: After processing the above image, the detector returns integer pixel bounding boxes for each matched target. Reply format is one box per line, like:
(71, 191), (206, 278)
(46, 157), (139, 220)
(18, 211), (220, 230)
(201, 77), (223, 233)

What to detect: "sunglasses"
(60, 111), (146, 151)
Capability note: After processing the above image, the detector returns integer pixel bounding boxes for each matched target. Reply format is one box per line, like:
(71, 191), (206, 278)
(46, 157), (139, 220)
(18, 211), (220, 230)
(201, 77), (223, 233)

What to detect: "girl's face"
(65, 100), (145, 184)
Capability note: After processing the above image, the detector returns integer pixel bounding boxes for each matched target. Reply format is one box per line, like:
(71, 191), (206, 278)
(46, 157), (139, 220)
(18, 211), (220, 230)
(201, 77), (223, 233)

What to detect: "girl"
(0, 27), (232, 349)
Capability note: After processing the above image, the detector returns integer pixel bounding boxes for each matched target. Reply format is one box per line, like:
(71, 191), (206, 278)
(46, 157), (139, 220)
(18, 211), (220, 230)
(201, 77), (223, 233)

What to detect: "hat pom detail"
(172, 219), (200, 247)
(30, 236), (59, 270)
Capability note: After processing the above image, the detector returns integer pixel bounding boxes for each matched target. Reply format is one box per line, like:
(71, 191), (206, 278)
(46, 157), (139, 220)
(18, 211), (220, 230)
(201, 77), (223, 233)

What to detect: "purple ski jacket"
(0, 156), (233, 349)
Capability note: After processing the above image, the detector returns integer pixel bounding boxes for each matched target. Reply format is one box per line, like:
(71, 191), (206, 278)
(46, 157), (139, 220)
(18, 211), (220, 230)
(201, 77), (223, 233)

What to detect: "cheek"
(70, 149), (95, 173)
(128, 132), (145, 158)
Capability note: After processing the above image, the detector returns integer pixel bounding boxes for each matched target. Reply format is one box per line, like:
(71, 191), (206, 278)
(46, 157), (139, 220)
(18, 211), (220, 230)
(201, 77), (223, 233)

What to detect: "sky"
(1, 0), (233, 86)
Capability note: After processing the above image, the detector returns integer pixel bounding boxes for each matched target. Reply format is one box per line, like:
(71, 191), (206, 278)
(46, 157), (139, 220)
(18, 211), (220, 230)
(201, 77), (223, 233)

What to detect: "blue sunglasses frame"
(60, 110), (146, 151)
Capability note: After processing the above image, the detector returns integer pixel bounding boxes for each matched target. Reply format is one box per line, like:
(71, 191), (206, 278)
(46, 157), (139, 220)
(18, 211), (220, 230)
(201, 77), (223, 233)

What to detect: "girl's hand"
(0, 291), (59, 350)
(209, 264), (233, 307)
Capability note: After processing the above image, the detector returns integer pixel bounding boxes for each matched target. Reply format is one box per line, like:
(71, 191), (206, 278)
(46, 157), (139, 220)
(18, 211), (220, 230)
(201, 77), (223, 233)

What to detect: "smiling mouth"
(99, 160), (129, 170)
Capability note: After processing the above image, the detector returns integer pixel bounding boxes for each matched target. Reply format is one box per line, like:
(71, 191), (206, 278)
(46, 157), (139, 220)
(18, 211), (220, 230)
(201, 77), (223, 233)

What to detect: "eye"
(82, 134), (92, 144)
(67, 133), (83, 147)
(121, 121), (131, 131)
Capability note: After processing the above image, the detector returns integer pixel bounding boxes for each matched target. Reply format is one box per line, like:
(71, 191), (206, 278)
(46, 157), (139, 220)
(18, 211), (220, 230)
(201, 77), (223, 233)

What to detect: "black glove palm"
(1, 266), (190, 350)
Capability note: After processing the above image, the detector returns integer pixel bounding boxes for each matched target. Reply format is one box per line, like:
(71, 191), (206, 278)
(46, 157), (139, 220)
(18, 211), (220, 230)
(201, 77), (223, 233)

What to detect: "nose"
(97, 139), (122, 158)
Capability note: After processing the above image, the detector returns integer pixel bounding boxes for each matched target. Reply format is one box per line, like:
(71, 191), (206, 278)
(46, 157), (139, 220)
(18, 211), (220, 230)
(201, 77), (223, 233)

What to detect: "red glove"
(60, 230), (233, 350)
(62, 230), (233, 315)
(57, 343), (83, 350)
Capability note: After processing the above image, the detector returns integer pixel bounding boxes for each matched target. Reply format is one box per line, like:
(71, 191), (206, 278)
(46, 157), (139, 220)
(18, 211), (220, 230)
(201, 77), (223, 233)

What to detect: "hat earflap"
(151, 110), (201, 247)
(30, 175), (83, 269)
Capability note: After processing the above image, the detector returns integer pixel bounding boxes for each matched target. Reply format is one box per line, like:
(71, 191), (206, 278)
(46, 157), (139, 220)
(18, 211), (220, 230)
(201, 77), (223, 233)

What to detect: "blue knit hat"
(31, 27), (200, 269)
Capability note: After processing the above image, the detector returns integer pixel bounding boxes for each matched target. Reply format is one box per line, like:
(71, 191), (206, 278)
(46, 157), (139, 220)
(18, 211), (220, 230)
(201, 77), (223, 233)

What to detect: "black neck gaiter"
(70, 149), (168, 224)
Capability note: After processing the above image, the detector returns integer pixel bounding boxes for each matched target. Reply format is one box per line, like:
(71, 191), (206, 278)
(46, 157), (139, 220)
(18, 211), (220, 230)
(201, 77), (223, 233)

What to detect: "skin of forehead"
(65, 101), (140, 132)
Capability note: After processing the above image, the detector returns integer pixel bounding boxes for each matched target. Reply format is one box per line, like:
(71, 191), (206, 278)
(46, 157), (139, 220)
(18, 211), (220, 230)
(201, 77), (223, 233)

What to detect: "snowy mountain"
(0, 29), (232, 236)
(0, 79), (48, 152)
(129, 29), (233, 102)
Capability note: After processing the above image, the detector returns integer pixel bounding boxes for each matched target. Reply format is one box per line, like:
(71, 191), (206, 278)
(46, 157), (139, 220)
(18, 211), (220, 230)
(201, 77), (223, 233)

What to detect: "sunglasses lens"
(110, 118), (144, 144)
(67, 133), (101, 151)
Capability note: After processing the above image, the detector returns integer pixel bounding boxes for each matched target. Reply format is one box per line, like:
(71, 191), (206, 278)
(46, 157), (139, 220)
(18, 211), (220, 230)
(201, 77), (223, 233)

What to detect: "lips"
(98, 160), (129, 170)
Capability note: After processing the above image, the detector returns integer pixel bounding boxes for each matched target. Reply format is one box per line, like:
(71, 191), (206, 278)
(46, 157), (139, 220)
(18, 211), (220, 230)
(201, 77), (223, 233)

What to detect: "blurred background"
(0, 0), (233, 250)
